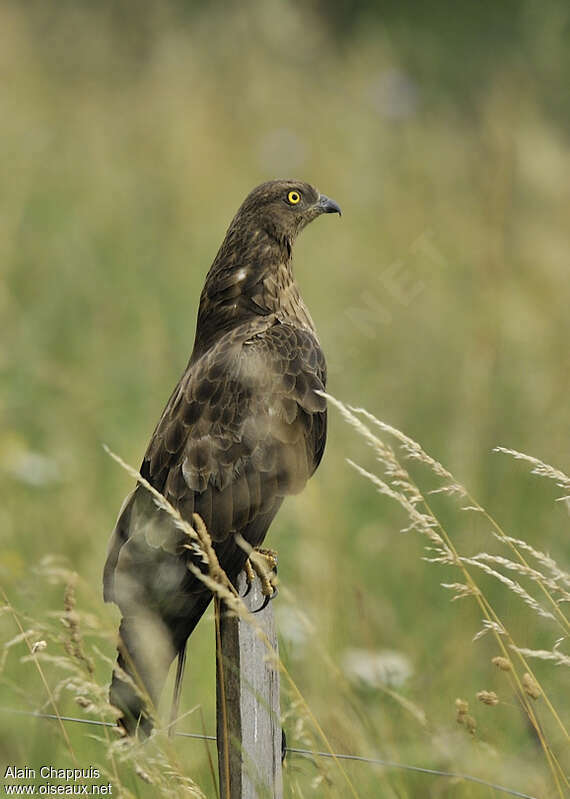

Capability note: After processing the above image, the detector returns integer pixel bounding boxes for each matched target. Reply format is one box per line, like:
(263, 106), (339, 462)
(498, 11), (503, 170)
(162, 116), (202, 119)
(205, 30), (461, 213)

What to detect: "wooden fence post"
(216, 572), (283, 799)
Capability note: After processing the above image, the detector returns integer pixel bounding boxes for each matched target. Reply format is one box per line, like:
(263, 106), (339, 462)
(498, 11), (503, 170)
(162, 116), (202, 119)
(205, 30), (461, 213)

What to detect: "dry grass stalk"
(327, 394), (569, 796)
(511, 647), (570, 668)
(474, 549), (570, 605)
(441, 582), (479, 601)
(461, 555), (557, 624)
(493, 447), (570, 495)
(62, 574), (94, 676)
(349, 402), (466, 497)
(497, 535), (570, 591)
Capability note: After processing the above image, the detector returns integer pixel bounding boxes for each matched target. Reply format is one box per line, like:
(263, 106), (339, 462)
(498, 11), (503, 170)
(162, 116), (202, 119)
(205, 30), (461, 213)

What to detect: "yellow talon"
(246, 547), (278, 597)
(244, 558), (256, 586)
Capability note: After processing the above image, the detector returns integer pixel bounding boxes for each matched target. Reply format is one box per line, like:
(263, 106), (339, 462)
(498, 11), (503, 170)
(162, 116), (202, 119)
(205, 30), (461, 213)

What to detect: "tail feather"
(168, 641), (188, 738)
(110, 595), (214, 736)
(110, 650), (153, 737)
(110, 616), (177, 737)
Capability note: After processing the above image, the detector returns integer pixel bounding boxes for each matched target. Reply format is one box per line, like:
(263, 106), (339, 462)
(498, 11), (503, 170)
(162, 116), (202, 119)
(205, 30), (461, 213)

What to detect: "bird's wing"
(103, 319), (326, 610)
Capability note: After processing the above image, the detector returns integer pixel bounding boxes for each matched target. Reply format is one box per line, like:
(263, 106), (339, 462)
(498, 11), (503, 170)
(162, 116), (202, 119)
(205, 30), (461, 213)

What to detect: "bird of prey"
(103, 179), (341, 735)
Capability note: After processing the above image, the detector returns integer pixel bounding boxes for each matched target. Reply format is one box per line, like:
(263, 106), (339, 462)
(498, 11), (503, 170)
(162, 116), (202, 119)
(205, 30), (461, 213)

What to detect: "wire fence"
(0, 707), (538, 799)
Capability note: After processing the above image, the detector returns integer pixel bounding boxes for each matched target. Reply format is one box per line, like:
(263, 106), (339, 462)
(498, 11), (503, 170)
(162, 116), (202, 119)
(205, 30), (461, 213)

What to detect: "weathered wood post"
(216, 572), (283, 799)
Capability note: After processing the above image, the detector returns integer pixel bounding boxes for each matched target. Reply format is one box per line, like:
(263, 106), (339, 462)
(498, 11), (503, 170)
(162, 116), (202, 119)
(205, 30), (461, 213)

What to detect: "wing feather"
(105, 318), (326, 612)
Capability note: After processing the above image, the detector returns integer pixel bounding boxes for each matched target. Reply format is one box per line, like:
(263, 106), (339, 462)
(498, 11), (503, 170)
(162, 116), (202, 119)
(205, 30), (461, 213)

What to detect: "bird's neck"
(191, 227), (315, 360)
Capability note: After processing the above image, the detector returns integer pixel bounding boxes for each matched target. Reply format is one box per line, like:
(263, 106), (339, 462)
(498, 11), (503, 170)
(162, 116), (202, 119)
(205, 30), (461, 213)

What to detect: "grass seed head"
(477, 690), (499, 706)
(492, 656), (512, 671)
(455, 698), (469, 717)
(522, 672), (541, 699)
(455, 698), (477, 734)
(464, 715), (477, 734)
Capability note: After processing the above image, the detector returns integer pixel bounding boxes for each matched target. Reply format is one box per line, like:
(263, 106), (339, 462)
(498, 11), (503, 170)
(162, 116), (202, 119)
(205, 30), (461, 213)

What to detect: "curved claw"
(252, 585), (278, 613)
(253, 593), (271, 613)
(241, 560), (256, 597)
(281, 729), (287, 763)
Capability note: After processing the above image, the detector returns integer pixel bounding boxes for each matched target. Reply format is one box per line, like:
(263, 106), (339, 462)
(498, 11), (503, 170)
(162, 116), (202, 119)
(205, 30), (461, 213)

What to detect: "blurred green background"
(1, 1), (569, 796)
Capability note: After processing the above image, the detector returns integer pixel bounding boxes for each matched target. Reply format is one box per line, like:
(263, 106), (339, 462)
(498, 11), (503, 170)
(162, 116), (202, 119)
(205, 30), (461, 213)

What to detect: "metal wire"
(0, 707), (537, 799)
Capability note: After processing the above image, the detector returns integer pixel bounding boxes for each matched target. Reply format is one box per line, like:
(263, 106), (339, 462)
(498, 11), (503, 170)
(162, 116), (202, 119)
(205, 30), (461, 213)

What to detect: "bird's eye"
(287, 190), (301, 205)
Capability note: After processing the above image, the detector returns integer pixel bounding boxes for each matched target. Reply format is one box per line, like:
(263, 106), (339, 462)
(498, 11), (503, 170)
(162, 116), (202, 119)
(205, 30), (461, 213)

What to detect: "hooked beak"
(317, 194), (342, 216)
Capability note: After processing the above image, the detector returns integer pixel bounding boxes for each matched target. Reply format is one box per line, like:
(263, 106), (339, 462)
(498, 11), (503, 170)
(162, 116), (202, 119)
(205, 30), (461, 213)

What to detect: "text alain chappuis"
(3, 767), (111, 795)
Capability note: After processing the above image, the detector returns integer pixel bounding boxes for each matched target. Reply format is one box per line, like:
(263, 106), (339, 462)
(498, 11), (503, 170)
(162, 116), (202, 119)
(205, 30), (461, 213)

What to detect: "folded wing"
(103, 319), (327, 620)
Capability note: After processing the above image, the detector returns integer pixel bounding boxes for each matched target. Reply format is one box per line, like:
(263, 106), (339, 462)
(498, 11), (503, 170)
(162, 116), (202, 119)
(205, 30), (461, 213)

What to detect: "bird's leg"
(242, 548), (279, 609)
(253, 547), (278, 596)
(243, 558), (256, 591)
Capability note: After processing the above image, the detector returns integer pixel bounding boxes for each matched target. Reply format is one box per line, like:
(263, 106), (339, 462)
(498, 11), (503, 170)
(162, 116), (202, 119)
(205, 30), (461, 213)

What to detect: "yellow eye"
(287, 190), (301, 205)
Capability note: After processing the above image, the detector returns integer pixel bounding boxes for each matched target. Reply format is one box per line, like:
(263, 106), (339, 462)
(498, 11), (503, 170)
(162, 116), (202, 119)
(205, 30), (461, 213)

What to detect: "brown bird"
(103, 179), (341, 735)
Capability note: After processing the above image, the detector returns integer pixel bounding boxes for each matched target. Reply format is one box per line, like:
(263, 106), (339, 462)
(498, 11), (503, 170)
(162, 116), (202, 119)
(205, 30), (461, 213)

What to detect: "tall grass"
(2, 407), (568, 796)
(326, 394), (569, 797)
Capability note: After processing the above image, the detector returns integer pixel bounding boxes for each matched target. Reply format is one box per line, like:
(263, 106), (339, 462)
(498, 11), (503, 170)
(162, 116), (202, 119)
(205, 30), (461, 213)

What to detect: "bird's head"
(194, 179), (341, 358)
(233, 179), (341, 245)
